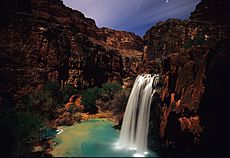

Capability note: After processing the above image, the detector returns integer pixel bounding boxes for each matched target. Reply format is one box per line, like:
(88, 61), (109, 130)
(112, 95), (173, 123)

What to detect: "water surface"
(51, 119), (157, 157)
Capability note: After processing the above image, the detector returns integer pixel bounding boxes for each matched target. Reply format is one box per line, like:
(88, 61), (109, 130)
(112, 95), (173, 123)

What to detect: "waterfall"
(117, 74), (160, 157)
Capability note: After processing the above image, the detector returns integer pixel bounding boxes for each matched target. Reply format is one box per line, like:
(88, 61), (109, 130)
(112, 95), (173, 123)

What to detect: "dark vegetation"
(81, 82), (125, 114)
(0, 81), (127, 156)
(183, 36), (206, 48)
(0, 81), (77, 156)
(81, 88), (97, 114)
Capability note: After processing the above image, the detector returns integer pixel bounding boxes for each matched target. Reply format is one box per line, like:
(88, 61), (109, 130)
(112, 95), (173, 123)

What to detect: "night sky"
(62, 0), (200, 36)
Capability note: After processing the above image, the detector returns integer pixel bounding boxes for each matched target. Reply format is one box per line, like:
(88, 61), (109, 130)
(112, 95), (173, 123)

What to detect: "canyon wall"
(144, 0), (230, 156)
(0, 0), (143, 103)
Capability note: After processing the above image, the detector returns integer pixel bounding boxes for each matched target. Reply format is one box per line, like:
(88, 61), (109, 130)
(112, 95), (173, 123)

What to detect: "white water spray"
(117, 74), (160, 156)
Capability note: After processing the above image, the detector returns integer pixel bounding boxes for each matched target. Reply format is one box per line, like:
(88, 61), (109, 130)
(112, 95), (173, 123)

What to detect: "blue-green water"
(51, 119), (157, 157)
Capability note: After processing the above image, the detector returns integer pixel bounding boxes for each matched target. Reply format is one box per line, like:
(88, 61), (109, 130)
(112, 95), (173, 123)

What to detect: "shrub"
(111, 89), (130, 115)
(0, 81), (79, 156)
(62, 83), (78, 102)
(45, 82), (78, 104)
(183, 36), (205, 48)
(100, 82), (122, 100)
(0, 103), (44, 156)
(44, 81), (64, 104)
(27, 91), (59, 119)
(81, 88), (98, 114)
(13, 111), (43, 156)
(45, 81), (60, 92)
(92, 87), (101, 97)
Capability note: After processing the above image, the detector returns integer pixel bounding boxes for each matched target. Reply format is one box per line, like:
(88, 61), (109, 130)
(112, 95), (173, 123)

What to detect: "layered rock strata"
(144, 0), (230, 156)
(0, 0), (143, 102)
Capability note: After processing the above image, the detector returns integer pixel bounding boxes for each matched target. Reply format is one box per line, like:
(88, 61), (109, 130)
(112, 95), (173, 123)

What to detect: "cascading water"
(116, 74), (160, 157)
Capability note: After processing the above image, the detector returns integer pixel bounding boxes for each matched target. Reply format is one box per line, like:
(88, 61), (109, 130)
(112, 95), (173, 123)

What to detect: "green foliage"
(44, 81), (78, 104)
(68, 103), (80, 114)
(45, 81), (60, 92)
(0, 80), (124, 156)
(183, 36), (206, 48)
(100, 82), (122, 100)
(0, 104), (43, 156)
(0, 81), (80, 156)
(10, 89), (59, 156)
(81, 88), (97, 114)
(27, 91), (58, 119)
(111, 89), (130, 115)
(44, 81), (62, 104)
(14, 111), (43, 140)
(13, 111), (43, 156)
(92, 87), (101, 97)
(80, 83), (122, 113)
(62, 83), (78, 102)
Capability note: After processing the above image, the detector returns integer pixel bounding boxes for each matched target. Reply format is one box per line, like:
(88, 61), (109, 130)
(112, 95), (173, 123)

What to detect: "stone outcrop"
(0, 0), (143, 102)
(99, 28), (144, 77)
(144, 0), (230, 156)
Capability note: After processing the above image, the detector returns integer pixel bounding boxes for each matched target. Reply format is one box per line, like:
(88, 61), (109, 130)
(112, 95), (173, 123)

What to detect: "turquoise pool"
(51, 119), (157, 157)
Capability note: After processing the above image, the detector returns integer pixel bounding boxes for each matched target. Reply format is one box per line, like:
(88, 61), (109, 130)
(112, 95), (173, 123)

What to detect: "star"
(166, 0), (169, 3)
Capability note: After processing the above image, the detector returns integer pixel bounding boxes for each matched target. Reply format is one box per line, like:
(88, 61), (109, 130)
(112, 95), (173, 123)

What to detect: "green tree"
(81, 88), (97, 114)
(183, 36), (206, 48)
(13, 111), (43, 156)
(44, 81), (60, 92)
(100, 82), (122, 100)
(27, 91), (58, 119)
(92, 87), (101, 97)
(111, 89), (130, 115)
(62, 83), (78, 103)
(44, 81), (63, 104)
(0, 98), (44, 156)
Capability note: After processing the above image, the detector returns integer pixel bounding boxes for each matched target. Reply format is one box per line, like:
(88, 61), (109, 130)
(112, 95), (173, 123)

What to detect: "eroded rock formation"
(0, 0), (143, 102)
(144, 0), (230, 156)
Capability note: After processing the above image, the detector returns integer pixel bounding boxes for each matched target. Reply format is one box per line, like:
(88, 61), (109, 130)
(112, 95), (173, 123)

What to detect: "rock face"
(99, 28), (143, 77)
(0, 0), (143, 101)
(144, 0), (230, 156)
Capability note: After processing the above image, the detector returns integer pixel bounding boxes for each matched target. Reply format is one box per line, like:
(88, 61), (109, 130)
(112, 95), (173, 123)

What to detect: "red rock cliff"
(144, 0), (230, 156)
(0, 0), (143, 101)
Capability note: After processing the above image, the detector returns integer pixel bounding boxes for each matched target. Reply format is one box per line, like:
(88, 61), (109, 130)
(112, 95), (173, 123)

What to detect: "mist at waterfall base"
(51, 74), (159, 157)
(51, 119), (157, 157)
(116, 74), (159, 157)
